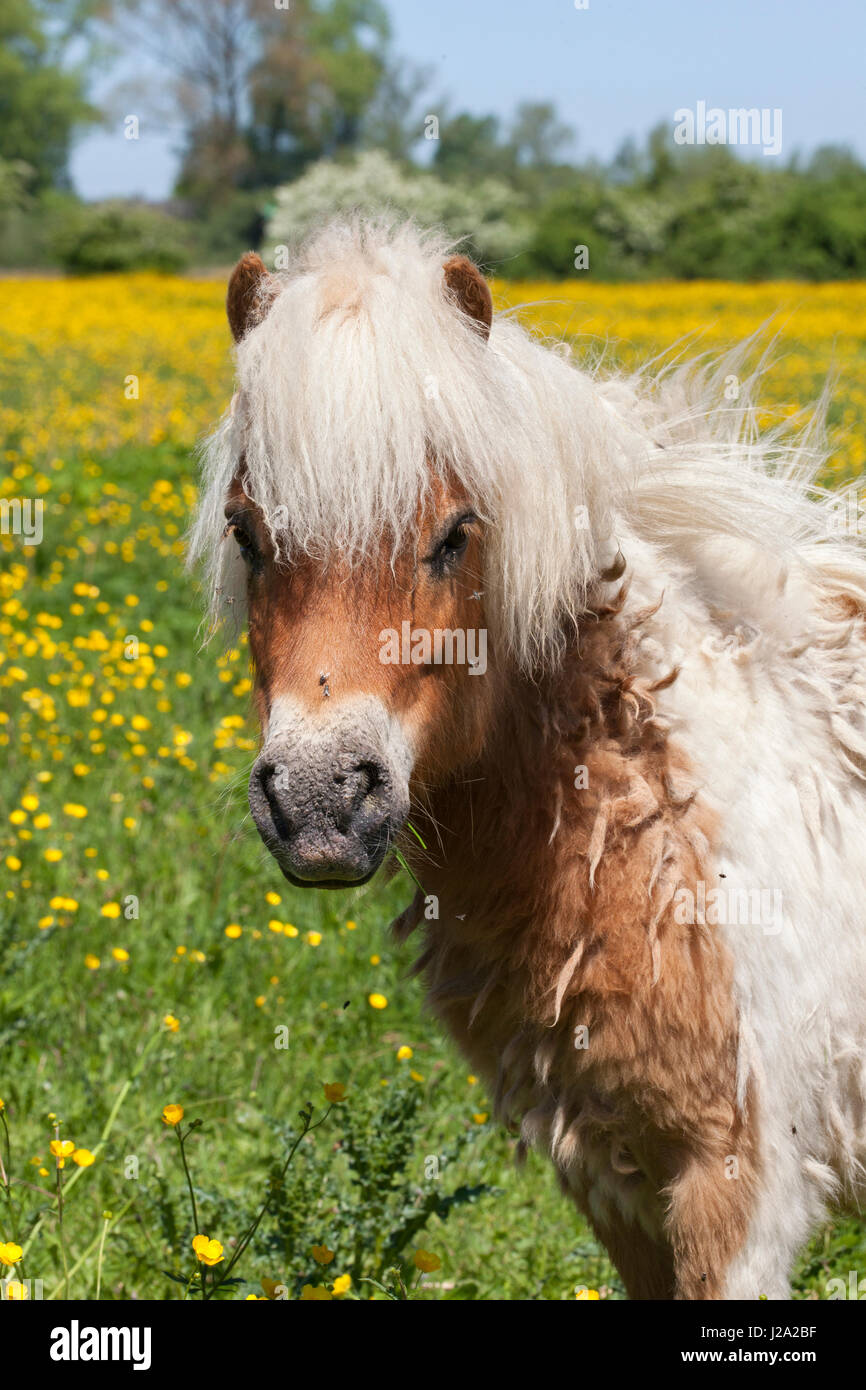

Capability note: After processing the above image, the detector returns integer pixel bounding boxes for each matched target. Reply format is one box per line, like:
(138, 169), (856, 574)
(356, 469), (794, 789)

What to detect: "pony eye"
(224, 520), (258, 565)
(428, 515), (476, 568)
(441, 524), (470, 555)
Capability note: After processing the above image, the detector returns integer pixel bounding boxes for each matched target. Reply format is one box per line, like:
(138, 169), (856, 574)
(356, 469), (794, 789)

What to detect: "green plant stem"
(19, 1024), (162, 1263)
(175, 1125), (206, 1298)
(0, 1109), (11, 1180)
(0, 1111), (24, 1279)
(205, 1104), (333, 1298)
(55, 1158), (69, 1299)
(47, 1197), (134, 1301)
(95, 1213), (110, 1301)
(176, 1127), (200, 1238)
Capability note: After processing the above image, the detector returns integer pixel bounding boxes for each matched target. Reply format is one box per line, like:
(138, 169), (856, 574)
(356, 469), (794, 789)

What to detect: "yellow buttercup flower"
(0, 1243), (23, 1267)
(300, 1284), (333, 1300)
(323, 1083), (346, 1104)
(332, 1274), (351, 1297)
(72, 1148), (95, 1167)
(413, 1250), (441, 1273)
(224, 923), (242, 939)
(49, 1140), (75, 1159)
(192, 1234), (224, 1267)
(311, 1244), (335, 1265)
(260, 1277), (286, 1300)
(161, 1104), (184, 1126)
(163, 1014), (180, 1032)
(396, 1045), (413, 1061)
(4, 1280), (28, 1299)
(576, 1287), (600, 1300)
(368, 993), (387, 1010)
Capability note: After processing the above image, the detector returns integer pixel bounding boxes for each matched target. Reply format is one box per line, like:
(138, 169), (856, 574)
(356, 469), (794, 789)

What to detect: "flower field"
(2, 274), (866, 1301)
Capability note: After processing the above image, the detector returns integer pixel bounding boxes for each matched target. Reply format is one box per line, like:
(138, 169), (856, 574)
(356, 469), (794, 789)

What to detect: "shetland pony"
(190, 219), (866, 1299)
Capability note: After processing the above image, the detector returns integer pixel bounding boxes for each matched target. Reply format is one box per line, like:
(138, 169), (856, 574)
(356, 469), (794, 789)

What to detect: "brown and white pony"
(191, 219), (866, 1299)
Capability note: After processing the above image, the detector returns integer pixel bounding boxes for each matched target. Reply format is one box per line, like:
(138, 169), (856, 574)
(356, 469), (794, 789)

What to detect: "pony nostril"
(332, 759), (386, 828)
(355, 761), (381, 798)
(257, 763), (292, 841)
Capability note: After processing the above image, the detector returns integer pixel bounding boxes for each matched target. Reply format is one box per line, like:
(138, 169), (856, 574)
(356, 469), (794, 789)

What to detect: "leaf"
(392, 849), (425, 895)
(405, 820), (428, 851)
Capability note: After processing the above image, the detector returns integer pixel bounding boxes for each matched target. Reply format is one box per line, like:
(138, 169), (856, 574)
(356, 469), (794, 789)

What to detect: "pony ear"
(443, 254), (493, 341)
(227, 252), (273, 343)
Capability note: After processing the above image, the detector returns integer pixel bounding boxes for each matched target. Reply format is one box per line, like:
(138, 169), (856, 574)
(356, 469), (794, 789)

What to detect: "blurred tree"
(246, 0), (391, 185)
(807, 144), (864, 183)
(115, 0), (393, 202)
(0, 0), (102, 190)
(510, 101), (573, 169)
(116, 0), (260, 202)
(608, 135), (644, 185)
(432, 112), (510, 179)
(357, 56), (434, 160)
(644, 120), (676, 191)
(431, 102), (576, 195)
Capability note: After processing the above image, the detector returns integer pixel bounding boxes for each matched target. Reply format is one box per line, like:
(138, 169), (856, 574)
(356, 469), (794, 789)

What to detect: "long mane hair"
(190, 217), (866, 682)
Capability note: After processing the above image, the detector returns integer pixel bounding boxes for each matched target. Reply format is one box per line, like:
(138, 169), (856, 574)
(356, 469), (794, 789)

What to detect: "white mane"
(190, 216), (866, 670)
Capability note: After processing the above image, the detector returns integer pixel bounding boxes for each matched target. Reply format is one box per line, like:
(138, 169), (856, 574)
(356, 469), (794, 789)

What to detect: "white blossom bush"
(263, 150), (530, 268)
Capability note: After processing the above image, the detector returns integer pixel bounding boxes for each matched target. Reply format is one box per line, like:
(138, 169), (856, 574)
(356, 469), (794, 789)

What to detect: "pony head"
(190, 220), (621, 886)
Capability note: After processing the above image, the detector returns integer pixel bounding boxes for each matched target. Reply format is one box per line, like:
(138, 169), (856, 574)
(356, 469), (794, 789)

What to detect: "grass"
(1, 275), (866, 1300)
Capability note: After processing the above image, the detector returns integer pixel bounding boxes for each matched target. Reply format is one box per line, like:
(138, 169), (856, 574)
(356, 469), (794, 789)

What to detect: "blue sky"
(70, 0), (866, 199)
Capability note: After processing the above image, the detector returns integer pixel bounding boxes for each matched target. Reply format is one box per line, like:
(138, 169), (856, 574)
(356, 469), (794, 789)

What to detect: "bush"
(264, 149), (531, 270)
(52, 202), (190, 274)
(183, 190), (268, 265)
